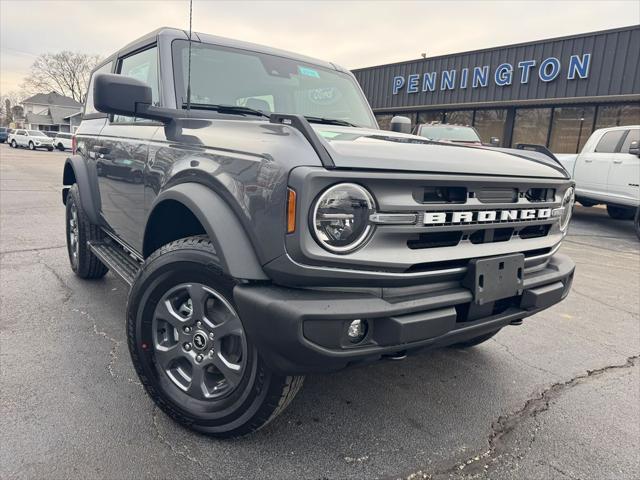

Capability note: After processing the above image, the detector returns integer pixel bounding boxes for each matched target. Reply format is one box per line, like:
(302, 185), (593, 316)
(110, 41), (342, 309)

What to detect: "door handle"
(584, 159), (593, 163)
(613, 159), (623, 164)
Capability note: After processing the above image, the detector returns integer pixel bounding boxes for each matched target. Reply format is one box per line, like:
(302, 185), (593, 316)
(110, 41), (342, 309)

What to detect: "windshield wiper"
(304, 116), (358, 128)
(182, 103), (271, 118)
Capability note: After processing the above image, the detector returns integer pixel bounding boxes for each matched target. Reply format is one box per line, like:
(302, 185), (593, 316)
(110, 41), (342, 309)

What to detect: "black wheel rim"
(152, 283), (247, 401)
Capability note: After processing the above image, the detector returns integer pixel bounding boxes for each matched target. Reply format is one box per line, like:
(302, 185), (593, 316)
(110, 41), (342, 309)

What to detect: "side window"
(114, 46), (159, 123)
(594, 130), (625, 153)
(84, 62), (114, 115)
(620, 129), (639, 153)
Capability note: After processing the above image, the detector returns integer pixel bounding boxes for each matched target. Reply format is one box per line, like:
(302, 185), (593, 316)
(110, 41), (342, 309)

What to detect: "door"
(573, 129), (625, 198)
(95, 45), (161, 251)
(607, 129), (640, 204)
(16, 130), (28, 147)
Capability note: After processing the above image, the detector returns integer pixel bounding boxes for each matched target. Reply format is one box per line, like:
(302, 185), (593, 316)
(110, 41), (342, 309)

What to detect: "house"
(21, 92), (82, 133)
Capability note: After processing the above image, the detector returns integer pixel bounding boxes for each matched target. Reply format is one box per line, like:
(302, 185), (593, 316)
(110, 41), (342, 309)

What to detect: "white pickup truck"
(556, 125), (639, 238)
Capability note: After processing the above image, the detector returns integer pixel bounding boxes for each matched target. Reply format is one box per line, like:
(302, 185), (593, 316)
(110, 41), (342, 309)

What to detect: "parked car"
(0, 127), (8, 143)
(415, 122), (500, 146)
(556, 125), (639, 235)
(62, 27), (575, 437)
(9, 129), (55, 151)
(53, 132), (73, 151)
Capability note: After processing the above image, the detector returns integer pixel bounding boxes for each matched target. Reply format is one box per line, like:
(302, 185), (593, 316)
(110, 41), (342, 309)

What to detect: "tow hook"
(383, 350), (407, 361)
(510, 319), (523, 326)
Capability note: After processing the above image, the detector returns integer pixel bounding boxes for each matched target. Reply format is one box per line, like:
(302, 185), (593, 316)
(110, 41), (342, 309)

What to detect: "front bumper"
(234, 253), (575, 375)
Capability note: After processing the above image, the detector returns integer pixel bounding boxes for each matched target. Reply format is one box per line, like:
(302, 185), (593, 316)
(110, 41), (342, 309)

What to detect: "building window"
(417, 110), (444, 124)
(375, 112), (416, 130)
(512, 108), (552, 147)
(473, 109), (507, 146)
(595, 103), (640, 129)
(375, 113), (393, 130)
(444, 110), (473, 126)
(548, 106), (595, 153)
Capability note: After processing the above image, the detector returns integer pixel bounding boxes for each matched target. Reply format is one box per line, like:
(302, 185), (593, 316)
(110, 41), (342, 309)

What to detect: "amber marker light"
(287, 188), (297, 234)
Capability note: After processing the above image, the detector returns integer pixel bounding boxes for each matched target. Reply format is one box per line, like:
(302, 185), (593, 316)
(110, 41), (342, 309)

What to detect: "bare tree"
(0, 92), (22, 126)
(21, 51), (101, 104)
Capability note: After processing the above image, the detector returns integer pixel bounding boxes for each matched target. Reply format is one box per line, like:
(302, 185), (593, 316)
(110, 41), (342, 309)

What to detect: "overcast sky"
(1, 0), (638, 95)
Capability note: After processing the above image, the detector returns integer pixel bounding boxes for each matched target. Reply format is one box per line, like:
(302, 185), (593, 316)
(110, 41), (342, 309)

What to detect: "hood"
(312, 125), (568, 179)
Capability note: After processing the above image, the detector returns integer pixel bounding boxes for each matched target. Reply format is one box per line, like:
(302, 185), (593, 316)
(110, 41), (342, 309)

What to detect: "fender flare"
(62, 155), (101, 225)
(145, 183), (268, 281)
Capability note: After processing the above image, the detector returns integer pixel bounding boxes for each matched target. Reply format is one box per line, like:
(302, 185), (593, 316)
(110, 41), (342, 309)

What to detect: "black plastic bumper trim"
(234, 253), (575, 374)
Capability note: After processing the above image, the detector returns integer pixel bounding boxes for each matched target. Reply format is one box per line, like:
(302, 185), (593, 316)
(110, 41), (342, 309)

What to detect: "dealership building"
(352, 25), (639, 153)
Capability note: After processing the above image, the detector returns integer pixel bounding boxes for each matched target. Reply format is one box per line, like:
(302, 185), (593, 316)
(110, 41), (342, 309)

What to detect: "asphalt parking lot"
(1, 146), (638, 480)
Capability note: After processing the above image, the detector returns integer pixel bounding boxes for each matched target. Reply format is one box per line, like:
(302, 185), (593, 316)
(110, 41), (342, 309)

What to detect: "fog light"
(347, 319), (367, 343)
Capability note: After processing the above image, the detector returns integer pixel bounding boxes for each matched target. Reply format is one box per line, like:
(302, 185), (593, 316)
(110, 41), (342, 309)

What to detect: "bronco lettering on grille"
(424, 208), (552, 225)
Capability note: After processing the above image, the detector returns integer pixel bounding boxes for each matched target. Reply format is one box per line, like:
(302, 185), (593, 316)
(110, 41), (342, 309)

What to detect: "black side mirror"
(490, 137), (500, 146)
(93, 73), (175, 123)
(389, 115), (412, 134)
(628, 140), (639, 157)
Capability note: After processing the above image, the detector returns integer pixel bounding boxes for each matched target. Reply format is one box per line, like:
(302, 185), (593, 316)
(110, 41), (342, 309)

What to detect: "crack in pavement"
(72, 307), (142, 387)
(571, 288), (638, 317)
(547, 461), (583, 480)
(151, 406), (214, 480)
(1, 245), (66, 256)
(399, 355), (639, 480)
(35, 251), (73, 305)
(564, 239), (638, 255)
(490, 338), (557, 376)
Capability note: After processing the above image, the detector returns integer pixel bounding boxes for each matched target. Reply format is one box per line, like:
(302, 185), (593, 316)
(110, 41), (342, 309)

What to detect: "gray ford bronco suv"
(63, 28), (576, 437)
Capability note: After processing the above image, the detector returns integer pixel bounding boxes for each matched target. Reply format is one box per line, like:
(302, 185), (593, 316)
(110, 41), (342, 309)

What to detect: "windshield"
(172, 40), (376, 128)
(27, 130), (47, 137)
(418, 125), (481, 142)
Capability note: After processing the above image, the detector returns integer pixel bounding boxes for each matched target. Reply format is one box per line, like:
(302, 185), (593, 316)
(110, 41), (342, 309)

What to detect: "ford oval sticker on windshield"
(298, 66), (320, 78)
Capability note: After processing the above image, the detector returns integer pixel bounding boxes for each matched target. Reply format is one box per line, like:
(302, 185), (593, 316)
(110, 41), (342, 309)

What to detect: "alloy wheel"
(68, 203), (79, 265)
(152, 283), (247, 400)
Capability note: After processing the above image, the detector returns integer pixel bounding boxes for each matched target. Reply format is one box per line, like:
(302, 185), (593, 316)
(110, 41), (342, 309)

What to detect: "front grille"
(415, 186), (467, 204)
(476, 188), (518, 203)
(406, 222), (551, 250)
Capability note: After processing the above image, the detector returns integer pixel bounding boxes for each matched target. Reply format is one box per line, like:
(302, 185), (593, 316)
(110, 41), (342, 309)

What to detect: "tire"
(28, 141), (35, 150)
(47, 147), (54, 152)
(451, 329), (501, 348)
(578, 199), (597, 207)
(606, 204), (635, 220)
(65, 184), (109, 279)
(634, 208), (640, 241)
(11, 139), (17, 148)
(57, 143), (65, 151)
(127, 236), (304, 437)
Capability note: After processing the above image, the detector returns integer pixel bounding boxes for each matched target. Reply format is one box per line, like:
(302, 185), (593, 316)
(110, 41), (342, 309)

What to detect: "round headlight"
(559, 187), (575, 232)
(312, 183), (375, 253)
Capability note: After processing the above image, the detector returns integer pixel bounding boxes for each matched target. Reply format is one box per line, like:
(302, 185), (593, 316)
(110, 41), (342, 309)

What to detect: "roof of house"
(50, 106), (80, 124)
(22, 91), (81, 108)
(26, 112), (54, 126)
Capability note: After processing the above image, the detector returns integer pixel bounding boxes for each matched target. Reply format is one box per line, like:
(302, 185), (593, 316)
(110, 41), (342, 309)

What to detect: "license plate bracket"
(463, 253), (525, 305)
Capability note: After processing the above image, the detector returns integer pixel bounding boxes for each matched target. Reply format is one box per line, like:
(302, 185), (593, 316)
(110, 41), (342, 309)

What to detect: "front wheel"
(28, 141), (35, 150)
(47, 147), (54, 152)
(57, 143), (65, 151)
(127, 236), (304, 437)
(607, 205), (635, 220)
(65, 184), (108, 278)
(11, 139), (17, 148)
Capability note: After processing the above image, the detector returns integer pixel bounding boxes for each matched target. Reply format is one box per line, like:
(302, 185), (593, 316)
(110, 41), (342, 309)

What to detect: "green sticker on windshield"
(298, 66), (320, 78)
